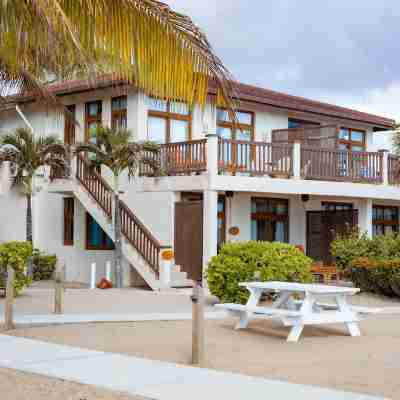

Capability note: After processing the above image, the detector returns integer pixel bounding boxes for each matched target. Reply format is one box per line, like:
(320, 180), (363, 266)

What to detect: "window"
(373, 205), (399, 236)
(64, 105), (76, 145)
(322, 202), (353, 212)
(288, 118), (319, 129)
(63, 198), (74, 246)
(338, 128), (365, 152)
(147, 97), (191, 143)
(217, 109), (254, 141)
(251, 198), (289, 242)
(111, 96), (127, 129)
(86, 213), (114, 250)
(217, 197), (226, 250)
(85, 100), (102, 142)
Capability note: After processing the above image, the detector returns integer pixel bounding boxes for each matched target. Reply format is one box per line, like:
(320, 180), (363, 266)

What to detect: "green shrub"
(331, 231), (400, 272)
(350, 257), (400, 297)
(32, 250), (57, 281)
(206, 241), (313, 304)
(0, 241), (33, 295)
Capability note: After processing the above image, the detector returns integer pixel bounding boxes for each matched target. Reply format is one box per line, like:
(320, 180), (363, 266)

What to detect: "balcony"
(140, 136), (400, 187)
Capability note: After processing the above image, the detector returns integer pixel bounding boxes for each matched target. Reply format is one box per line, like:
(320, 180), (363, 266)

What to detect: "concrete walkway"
(0, 311), (226, 326)
(0, 335), (384, 400)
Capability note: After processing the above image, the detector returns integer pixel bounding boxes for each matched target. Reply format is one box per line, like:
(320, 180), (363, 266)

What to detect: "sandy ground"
(4, 292), (400, 399)
(0, 281), (213, 315)
(0, 368), (149, 400)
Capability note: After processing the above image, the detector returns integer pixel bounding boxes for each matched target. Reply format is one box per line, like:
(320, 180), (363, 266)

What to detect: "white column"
(293, 141), (301, 179)
(358, 199), (373, 238)
(206, 134), (218, 175)
(170, 191), (181, 247)
(203, 190), (218, 274)
(380, 150), (389, 185)
(90, 262), (97, 289)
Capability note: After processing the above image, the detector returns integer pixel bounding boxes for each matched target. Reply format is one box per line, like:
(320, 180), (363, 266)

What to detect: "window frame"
(147, 100), (192, 143)
(63, 197), (74, 246)
(217, 108), (255, 141)
(373, 205), (399, 236)
(251, 197), (289, 243)
(64, 105), (76, 145)
(111, 96), (127, 129)
(85, 100), (102, 142)
(338, 127), (366, 151)
(321, 202), (354, 212)
(85, 213), (114, 250)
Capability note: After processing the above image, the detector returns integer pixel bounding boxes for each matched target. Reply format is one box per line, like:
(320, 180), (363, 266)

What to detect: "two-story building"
(0, 77), (397, 289)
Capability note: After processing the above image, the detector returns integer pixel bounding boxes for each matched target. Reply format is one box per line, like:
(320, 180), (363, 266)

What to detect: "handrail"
(119, 200), (161, 276)
(76, 154), (162, 276)
(218, 138), (293, 176)
(301, 146), (383, 184)
(76, 155), (113, 217)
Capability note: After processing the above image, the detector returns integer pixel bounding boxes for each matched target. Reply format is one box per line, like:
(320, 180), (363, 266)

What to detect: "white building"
(0, 78), (397, 289)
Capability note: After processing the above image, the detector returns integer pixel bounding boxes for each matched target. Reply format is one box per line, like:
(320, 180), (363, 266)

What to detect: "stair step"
(170, 279), (194, 288)
(171, 271), (187, 281)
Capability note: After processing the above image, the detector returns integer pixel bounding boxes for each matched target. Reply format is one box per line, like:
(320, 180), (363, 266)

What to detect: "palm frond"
(0, 0), (236, 112)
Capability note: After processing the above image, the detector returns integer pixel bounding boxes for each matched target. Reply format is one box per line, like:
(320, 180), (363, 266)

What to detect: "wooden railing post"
(5, 266), (15, 330)
(191, 282), (205, 366)
(293, 141), (301, 179)
(379, 149), (389, 185)
(54, 265), (65, 314)
(206, 134), (218, 175)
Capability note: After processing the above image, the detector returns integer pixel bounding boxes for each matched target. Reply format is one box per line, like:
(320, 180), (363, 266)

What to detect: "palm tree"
(0, 128), (70, 244)
(74, 125), (159, 288)
(0, 1), (235, 113)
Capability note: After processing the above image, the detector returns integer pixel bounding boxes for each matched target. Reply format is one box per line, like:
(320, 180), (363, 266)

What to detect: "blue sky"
(165, 1), (400, 120)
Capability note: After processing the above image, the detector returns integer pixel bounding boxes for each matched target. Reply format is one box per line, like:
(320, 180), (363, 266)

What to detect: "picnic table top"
(239, 281), (360, 295)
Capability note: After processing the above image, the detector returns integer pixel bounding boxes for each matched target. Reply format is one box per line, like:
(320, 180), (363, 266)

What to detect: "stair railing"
(76, 154), (162, 277)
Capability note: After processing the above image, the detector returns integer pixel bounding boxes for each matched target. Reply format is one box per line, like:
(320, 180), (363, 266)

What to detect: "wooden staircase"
(54, 155), (191, 290)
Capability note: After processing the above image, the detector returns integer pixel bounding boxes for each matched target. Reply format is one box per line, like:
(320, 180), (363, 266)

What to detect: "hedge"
(206, 241), (313, 304)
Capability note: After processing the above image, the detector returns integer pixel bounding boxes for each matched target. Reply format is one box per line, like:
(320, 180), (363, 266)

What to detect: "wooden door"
(307, 210), (358, 265)
(174, 201), (203, 281)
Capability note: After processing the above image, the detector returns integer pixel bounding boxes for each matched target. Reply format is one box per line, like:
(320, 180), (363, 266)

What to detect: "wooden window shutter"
(63, 198), (74, 246)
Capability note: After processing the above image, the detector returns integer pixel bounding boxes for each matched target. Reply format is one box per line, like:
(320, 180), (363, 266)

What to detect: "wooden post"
(54, 268), (64, 314)
(4, 266), (15, 330)
(191, 282), (205, 366)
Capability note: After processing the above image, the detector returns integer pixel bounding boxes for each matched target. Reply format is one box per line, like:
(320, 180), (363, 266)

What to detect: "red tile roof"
(6, 75), (395, 129)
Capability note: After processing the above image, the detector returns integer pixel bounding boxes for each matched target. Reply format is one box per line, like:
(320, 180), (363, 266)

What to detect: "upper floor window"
(217, 109), (254, 141)
(338, 128), (365, 152)
(147, 97), (191, 143)
(288, 118), (319, 129)
(373, 205), (399, 236)
(111, 96), (127, 129)
(85, 100), (102, 142)
(64, 105), (76, 145)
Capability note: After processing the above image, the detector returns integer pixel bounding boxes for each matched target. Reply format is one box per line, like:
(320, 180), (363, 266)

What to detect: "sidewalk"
(0, 311), (226, 326)
(0, 335), (384, 400)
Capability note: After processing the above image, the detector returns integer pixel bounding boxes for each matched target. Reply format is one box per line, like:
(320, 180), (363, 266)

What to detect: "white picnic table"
(216, 281), (383, 342)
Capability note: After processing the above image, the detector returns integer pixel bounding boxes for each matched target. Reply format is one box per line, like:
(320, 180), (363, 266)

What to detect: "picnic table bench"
(216, 281), (381, 342)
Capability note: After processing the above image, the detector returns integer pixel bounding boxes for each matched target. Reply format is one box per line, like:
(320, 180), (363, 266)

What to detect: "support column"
(206, 134), (218, 175)
(358, 198), (373, 238)
(203, 190), (218, 275)
(379, 149), (389, 185)
(293, 141), (301, 180)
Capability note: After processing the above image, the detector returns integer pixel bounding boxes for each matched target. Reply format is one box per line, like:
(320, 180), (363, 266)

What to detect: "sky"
(165, 0), (400, 121)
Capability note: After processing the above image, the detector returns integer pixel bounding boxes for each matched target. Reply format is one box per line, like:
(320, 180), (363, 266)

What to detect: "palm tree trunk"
(26, 192), (33, 279)
(113, 175), (123, 288)
(26, 193), (33, 242)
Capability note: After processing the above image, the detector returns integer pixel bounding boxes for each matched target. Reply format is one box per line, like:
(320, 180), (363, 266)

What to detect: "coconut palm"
(74, 125), (159, 288)
(0, 127), (70, 243)
(0, 0), (235, 112)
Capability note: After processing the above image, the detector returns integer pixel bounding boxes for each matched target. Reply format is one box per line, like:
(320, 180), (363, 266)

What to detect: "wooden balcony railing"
(139, 139), (207, 176)
(301, 146), (383, 184)
(389, 154), (400, 185)
(76, 155), (113, 217)
(218, 138), (293, 176)
(119, 200), (161, 277)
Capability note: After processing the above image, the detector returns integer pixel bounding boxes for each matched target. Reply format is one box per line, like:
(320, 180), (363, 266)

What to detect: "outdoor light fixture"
(301, 194), (310, 203)
(226, 191), (234, 198)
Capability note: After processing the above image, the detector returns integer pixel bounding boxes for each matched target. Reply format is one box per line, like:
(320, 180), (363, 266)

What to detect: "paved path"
(0, 311), (226, 326)
(0, 335), (384, 400)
